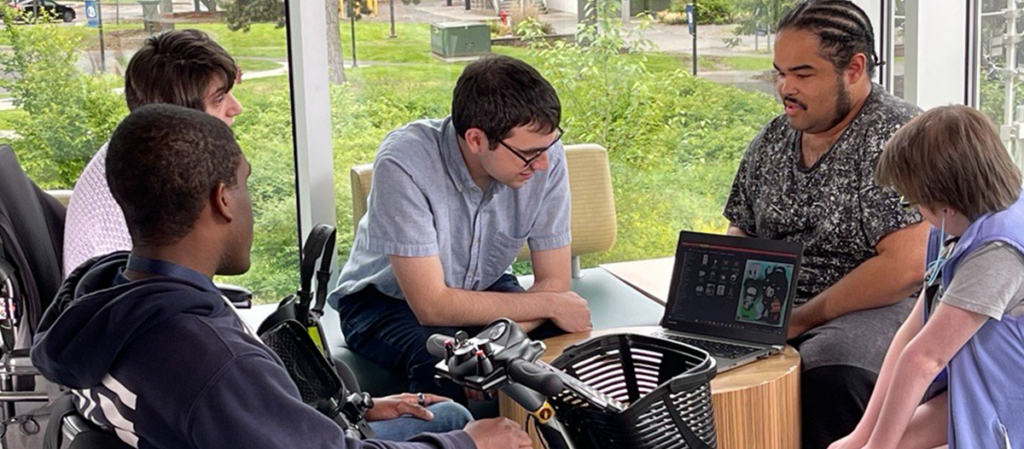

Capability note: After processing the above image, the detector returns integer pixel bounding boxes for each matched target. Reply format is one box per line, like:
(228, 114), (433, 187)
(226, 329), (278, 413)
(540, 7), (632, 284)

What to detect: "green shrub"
(665, 0), (732, 25)
(0, 9), (126, 189)
(656, 10), (687, 25)
(220, 79), (300, 298)
(731, 0), (797, 35)
(524, 0), (777, 264)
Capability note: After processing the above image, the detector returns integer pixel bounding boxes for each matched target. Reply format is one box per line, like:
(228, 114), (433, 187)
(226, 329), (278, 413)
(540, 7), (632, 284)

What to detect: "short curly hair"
(106, 104), (242, 247)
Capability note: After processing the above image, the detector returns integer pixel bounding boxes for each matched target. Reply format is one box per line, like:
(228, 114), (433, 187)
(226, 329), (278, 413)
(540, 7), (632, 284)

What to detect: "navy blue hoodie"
(31, 252), (475, 449)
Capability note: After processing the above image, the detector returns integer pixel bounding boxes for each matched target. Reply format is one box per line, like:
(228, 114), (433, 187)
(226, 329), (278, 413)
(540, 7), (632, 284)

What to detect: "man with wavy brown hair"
(64, 29), (243, 278)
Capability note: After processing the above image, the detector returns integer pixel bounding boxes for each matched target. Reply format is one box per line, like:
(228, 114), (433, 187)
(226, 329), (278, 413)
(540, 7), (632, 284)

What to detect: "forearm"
(412, 288), (557, 327)
(866, 351), (944, 449)
(793, 255), (921, 332)
(528, 277), (569, 293)
(854, 294), (926, 436)
(514, 279), (569, 332)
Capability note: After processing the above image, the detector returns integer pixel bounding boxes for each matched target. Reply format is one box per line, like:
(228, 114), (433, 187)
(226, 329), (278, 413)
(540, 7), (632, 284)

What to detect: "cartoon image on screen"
(735, 261), (793, 327)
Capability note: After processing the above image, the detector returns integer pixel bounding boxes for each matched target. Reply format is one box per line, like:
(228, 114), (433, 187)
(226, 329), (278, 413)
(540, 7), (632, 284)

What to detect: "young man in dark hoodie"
(30, 104), (532, 449)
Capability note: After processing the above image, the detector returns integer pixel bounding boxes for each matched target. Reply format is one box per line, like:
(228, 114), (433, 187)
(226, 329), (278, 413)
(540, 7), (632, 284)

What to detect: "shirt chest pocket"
(482, 231), (528, 284)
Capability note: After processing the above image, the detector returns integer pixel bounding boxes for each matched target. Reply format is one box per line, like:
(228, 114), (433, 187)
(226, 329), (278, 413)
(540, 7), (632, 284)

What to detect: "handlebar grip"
(426, 334), (450, 359)
(507, 359), (564, 397)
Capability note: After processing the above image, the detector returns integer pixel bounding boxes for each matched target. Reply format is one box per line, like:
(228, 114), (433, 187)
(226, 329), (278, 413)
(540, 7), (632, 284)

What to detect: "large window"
(977, 0), (1024, 169)
(327, 0), (784, 270)
(0, 0), (298, 301)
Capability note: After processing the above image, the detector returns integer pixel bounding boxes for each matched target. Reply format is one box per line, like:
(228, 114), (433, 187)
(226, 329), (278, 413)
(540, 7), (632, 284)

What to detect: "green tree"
(0, 8), (126, 189)
(522, 0), (778, 262)
(220, 0), (347, 84)
(731, 0), (796, 36)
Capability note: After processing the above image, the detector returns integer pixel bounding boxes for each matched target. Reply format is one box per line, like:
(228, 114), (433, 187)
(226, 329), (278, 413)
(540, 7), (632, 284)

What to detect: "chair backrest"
(45, 190), (72, 208)
(0, 144), (66, 349)
(349, 144), (617, 262)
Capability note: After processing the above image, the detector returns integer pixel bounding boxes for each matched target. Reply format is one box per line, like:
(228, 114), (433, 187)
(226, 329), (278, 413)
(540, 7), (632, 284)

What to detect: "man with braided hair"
(722, 1), (930, 447)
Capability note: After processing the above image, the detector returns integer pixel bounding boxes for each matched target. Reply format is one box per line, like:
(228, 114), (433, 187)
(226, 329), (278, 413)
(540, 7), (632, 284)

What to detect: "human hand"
(550, 291), (592, 333)
(827, 429), (870, 449)
(363, 393), (450, 422)
(464, 418), (532, 449)
(516, 319), (545, 333)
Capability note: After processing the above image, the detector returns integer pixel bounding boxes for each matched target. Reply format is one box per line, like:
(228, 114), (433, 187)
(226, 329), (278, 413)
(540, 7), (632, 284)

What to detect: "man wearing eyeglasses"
(328, 56), (591, 401)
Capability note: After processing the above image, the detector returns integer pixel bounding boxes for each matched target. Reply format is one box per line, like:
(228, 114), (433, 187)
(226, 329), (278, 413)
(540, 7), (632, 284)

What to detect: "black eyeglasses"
(497, 127), (564, 167)
(899, 195), (916, 212)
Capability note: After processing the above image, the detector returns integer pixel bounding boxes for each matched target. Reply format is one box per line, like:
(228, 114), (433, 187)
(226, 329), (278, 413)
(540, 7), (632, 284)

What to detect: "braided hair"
(777, 0), (882, 76)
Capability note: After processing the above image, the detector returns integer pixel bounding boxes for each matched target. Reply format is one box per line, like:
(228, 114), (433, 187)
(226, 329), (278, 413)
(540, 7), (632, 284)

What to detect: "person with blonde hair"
(831, 104), (1024, 449)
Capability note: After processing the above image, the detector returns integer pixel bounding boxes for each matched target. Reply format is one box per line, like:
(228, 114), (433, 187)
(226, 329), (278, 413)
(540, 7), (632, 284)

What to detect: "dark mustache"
(783, 96), (807, 110)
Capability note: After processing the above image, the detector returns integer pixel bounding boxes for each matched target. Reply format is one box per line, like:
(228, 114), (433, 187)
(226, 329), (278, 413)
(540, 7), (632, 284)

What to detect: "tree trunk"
(326, 0), (346, 84)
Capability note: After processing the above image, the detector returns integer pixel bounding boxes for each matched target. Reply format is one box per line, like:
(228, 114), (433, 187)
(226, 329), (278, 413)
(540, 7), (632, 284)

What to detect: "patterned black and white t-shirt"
(724, 84), (923, 303)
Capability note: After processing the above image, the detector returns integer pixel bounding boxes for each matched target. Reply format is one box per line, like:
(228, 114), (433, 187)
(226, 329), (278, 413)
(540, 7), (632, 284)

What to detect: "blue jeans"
(368, 401), (473, 441)
(337, 274), (564, 401)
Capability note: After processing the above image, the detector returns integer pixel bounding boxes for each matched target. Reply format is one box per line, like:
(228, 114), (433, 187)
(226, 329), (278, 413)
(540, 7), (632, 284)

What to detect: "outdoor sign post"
(348, 0), (358, 67)
(389, 0), (396, 38)
(686, 3), (697, 75)
(85, 0), (98, 26)
(85, 0), (106, 73)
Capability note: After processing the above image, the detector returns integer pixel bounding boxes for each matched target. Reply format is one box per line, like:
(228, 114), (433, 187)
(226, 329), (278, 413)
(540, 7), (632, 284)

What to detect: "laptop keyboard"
(653, 332), (762, 359)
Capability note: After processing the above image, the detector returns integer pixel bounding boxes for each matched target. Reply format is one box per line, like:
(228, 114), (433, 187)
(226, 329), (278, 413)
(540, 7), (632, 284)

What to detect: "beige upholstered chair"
(349, 144), (617, 277)
(46, 190), (73, 207)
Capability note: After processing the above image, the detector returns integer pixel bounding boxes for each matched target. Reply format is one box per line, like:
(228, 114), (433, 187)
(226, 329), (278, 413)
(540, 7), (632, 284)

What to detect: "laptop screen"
(661, 231), (803, 346)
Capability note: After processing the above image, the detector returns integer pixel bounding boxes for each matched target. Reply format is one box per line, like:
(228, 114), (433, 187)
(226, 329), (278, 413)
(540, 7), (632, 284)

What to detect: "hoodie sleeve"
(187, 354), (476, 449)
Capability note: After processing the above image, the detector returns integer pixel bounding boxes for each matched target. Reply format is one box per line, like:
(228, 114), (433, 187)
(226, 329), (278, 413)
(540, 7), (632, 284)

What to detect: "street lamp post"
(349, 0), (358, 67)
(389, 0), (396, 38)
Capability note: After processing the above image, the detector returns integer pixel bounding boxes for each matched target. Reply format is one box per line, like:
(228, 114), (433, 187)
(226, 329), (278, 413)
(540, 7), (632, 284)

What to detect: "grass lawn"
(715, 54), (773, 71)
(236, 57), (284, 73)
(0, 109), (27, 130)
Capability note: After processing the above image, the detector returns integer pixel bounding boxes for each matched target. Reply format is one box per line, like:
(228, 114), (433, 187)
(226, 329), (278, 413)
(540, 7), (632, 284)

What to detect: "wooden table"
(599, 257), (674, 305)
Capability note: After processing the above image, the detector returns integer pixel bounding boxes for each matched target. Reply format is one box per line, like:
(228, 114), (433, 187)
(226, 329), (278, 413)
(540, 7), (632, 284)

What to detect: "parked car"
(5, 0), (76, 22)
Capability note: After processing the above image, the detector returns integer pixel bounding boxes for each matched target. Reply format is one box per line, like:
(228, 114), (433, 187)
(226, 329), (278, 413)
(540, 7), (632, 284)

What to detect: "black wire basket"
(548, 333), (718, 449)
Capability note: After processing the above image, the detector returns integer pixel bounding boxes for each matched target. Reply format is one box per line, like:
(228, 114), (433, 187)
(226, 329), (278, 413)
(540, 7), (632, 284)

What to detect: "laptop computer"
(651, 231), (804, 373)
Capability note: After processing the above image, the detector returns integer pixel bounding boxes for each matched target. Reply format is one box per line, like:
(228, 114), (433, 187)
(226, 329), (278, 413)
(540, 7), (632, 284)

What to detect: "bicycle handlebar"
(507, 359), (564, 397)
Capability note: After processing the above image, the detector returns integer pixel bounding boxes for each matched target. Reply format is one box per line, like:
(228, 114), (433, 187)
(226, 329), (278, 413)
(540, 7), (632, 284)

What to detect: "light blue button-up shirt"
(329, 117), (571, 307)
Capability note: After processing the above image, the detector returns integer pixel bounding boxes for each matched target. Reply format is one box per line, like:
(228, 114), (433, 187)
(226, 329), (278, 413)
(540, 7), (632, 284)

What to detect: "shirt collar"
(125, 255), (221, 295)
(441, 118), (477, 193)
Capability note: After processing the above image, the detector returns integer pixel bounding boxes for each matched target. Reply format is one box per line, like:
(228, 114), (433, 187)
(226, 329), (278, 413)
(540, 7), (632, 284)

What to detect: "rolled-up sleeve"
(364, 157), (439, 257)
(528, 146), (571, 251)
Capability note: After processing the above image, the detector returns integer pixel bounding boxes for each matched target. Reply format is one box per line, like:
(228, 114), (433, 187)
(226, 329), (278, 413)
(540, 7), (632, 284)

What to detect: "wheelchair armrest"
(63, 412), (135, 449)
(215, 283), (252, 309)
(62, 412), (94, 441)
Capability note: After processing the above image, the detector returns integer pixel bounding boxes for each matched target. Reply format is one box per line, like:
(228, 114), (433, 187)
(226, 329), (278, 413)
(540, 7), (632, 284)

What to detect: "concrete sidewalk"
(0, 61), (290, 112)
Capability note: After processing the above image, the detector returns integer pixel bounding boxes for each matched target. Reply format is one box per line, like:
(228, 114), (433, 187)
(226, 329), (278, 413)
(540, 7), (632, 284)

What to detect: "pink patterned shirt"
(63, 143), (132, 277)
